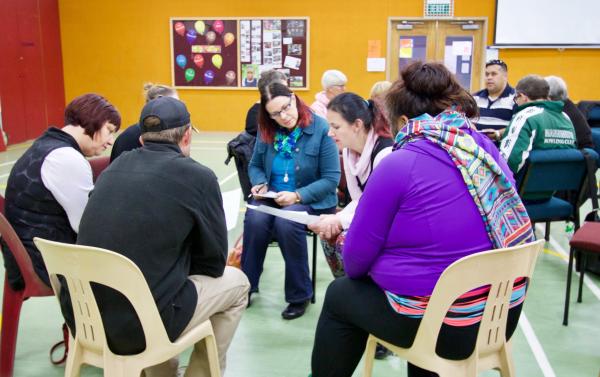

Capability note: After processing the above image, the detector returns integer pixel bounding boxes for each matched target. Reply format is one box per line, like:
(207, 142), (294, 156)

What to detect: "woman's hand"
(308, 214), (342, 242)
(275, 191), (299, 207)
(251, 183), (268, 195)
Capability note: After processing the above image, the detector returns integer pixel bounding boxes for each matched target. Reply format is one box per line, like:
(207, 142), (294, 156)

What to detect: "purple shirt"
(344, 129), (514, 296)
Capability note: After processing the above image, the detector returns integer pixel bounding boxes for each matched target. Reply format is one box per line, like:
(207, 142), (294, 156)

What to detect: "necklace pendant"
(283, 173), (289, 183)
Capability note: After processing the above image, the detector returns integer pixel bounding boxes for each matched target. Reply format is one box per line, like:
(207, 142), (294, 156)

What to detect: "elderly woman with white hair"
(310, 69), (348, 118)
(545, 75), (593, 148)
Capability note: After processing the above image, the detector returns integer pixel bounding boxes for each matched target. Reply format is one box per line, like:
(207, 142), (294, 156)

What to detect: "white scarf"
(343, 127), (378, 186)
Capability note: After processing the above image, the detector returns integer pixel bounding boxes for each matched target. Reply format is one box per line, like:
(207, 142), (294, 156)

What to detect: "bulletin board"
(171, 18), (239, 88)
(170, 17), (309, 90)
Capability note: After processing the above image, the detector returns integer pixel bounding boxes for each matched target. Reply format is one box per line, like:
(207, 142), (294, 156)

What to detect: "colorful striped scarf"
(385, 110), (534, 325)
(393, 110), (534, 249)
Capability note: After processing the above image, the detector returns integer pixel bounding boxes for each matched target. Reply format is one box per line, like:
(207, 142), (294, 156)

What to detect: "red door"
(0, 0), (65, 149)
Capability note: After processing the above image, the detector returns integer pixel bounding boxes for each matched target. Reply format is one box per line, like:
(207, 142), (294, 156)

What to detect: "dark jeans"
(311, 277), (523, 377)
(241, 199), (334, 303)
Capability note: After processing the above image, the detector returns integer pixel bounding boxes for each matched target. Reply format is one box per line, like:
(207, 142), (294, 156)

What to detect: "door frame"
(386, 17), (489, 91)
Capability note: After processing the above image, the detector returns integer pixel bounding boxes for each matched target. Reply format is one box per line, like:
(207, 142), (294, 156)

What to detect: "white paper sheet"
(460, 62), (470, 74)
(247, 204), (320, 225)
(253, 191), (278, 199)
(284, 55), (302, 70)
(443, 46), (457, 74)
(367, 58), (386, 72)
(222, 189), (242, 231)
(263, 32), (274, 42)
(485, 47), (499, 62)
(452, 41), (472, 56)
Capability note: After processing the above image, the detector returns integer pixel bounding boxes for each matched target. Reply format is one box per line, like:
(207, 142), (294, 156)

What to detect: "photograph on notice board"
(171, 19), (238, 87)
(286, 20), (305, 37)
(289, 76), (304, 87)
(240, 20), (251, 62)
(242, 64), (259, 87)
(289, 44), (302, 55)
(263, 19), (281, 31)
(284, 55), (302, 70)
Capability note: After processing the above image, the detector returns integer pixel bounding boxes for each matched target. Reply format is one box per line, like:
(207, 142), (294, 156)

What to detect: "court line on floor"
(543, 247), (566, 260)
(218, 171), (238, 186)
(519, 313), (557, 377)
(6, 142), (33, 151)
(0, 160), (16, 167)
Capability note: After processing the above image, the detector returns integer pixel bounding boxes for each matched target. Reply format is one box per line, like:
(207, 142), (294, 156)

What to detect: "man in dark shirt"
(76, 96), (249, 376)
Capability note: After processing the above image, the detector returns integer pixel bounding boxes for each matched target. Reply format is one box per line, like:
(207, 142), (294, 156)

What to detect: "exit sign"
(424, 0), (454, 18)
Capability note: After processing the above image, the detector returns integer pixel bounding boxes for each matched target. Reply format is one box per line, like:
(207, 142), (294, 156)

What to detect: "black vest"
(2, 128), (81, 288)
(356, 137), (394, 192)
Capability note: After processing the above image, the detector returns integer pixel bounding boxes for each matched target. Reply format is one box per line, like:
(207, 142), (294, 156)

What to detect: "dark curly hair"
(385, 61), (478, 127)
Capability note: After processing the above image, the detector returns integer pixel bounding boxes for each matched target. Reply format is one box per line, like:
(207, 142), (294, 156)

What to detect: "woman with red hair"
(242, 82), (340, 320)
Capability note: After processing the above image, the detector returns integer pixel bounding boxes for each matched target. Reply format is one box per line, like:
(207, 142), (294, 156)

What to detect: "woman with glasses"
(311, 62), (534, 377)
(242, 82), (340, 320)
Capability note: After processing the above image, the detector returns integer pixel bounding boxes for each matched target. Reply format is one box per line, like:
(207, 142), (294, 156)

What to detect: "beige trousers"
(144, 266), (249, 377)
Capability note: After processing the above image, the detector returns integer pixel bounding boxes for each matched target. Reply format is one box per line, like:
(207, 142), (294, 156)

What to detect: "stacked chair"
(577, 100), (600, 160)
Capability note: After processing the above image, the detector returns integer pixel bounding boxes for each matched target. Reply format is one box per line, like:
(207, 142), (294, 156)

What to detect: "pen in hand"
(248, 183), (267, 198)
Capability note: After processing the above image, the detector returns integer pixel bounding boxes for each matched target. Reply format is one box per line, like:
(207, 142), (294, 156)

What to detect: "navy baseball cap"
(139, 96), (191, 133)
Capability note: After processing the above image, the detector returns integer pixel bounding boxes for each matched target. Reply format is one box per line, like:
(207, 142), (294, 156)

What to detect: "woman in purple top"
(310, 62), (534, 377)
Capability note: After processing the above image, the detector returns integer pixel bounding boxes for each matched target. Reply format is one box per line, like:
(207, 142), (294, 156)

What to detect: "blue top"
(270, 152), (296, 192)
(249, 114), (340, 209)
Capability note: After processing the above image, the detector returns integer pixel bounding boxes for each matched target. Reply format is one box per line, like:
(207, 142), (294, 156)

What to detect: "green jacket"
(500, 100), (576, 173)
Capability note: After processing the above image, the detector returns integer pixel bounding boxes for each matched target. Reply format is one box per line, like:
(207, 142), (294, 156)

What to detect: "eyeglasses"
(269, 95), (294, 119)
(513, 92), (523, 104)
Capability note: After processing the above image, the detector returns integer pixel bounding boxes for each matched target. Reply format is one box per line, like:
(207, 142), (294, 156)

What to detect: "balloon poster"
(171, 18), (238, 87)
(171, 18), (309, 89)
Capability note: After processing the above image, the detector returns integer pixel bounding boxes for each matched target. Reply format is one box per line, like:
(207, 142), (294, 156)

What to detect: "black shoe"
(247, 289), (258, 308)
(374, 343), (392, 360)
(281, 301), (309, 320)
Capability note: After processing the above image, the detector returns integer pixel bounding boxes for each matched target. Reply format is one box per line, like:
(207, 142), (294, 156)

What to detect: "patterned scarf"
(274, 126), (302, 159)
(394, 110), (534, 248)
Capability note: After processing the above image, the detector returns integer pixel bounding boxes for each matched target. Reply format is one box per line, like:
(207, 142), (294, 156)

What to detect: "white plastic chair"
(33, 237), (221, 377)
(363, 240), (544, 377)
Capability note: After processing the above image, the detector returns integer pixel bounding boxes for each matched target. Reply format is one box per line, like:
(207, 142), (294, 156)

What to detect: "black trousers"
(311, 276), (522, 377)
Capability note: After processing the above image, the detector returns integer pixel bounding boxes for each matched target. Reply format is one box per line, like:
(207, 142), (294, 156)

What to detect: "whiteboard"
(494, 0), (600, 47)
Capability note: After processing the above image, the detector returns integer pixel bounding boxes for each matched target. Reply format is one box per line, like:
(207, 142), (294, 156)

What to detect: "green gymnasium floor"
(0, 132), (599, 377)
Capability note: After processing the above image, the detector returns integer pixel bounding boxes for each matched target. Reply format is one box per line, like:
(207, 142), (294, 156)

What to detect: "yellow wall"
(58, 0), (600, 131)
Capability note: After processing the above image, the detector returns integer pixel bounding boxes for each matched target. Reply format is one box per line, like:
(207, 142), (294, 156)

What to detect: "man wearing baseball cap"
(70, 96), (250, 376)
